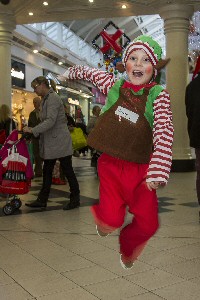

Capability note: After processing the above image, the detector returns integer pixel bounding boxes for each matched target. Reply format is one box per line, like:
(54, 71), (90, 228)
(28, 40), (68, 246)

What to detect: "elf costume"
(62, 35), (174, 266)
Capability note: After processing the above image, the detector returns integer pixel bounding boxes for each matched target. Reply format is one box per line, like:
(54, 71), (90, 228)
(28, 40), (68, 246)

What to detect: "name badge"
(115, 106), (139, 123)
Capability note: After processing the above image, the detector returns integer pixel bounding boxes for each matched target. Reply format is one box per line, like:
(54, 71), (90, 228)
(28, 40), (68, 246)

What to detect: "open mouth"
(132, 71), (143, 77)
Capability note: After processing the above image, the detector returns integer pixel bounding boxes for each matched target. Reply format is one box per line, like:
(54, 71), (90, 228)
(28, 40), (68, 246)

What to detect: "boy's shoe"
(96, 225), (109, 237)
(25, 199), (47, 208)
(120, 255), (134, 270)
(63, 201), (80, 210)
(63, 194), (80, 210)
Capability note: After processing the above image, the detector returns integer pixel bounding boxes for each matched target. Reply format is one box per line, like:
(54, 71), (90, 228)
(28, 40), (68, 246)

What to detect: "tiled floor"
(0, 156), (200, 300)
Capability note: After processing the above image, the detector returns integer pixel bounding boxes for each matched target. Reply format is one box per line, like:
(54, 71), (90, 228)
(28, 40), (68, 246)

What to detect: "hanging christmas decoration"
(92, 21), (130, 74)
(188, 11), (200, 66)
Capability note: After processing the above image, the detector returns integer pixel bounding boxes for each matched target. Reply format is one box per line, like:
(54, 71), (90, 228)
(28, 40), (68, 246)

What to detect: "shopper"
(60, 35), (174, 269)
(28, 97), (43, 177)
(87, 105), (101, 134)
(0, 104), (16, 146)
(23, 76), (80, 210)
(185, 55), (200, 219)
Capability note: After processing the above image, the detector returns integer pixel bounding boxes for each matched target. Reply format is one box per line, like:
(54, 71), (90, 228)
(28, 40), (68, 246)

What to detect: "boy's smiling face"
(126, 49), (154, 85)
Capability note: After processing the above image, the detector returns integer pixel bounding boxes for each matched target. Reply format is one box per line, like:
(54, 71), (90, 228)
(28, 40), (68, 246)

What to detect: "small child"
(60, 35), (174, 269)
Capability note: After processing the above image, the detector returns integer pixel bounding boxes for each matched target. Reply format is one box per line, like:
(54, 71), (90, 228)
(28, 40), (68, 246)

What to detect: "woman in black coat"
(185, 70), (200, 209)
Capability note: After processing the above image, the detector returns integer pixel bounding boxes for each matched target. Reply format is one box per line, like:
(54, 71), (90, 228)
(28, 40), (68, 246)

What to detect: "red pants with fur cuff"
(90, 153), (159, 263)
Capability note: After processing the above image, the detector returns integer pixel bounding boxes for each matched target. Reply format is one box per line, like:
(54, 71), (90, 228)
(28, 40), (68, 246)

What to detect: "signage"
(11, 68), (25, 80)
(11, 60), (25, 88)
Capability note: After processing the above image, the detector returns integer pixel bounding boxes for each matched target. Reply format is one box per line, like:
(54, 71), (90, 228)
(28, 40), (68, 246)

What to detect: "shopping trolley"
(0, 130), (34, 215)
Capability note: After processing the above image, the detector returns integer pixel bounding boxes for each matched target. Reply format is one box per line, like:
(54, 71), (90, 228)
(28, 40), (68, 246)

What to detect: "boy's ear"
(155, 58), (170, 71)
(116, 62), (126, 73)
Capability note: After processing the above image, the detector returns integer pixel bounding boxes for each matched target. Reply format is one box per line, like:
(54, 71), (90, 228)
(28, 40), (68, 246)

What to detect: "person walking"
(60, 35), (174, 269)
(28, 97), (43, 177)
(185, 55), (200, 219)
(23, 76), (80, 210)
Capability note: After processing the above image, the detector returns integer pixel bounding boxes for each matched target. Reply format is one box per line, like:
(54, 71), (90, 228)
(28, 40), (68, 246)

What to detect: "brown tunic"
(87, 87), (153, 163)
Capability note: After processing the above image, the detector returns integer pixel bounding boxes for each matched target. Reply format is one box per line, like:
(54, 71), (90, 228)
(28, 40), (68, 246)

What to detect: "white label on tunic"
(115, 106), (139, 123)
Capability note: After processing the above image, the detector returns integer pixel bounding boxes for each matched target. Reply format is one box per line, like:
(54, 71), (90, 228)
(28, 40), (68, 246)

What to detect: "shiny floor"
(0, 156), (200, 300)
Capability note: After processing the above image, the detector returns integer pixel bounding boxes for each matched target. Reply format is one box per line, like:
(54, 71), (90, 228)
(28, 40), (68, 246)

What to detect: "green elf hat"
(116, 35), (170, 75)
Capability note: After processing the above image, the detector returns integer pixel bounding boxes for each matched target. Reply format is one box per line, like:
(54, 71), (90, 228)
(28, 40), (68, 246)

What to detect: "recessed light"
(89, 0), (94, 3)
(122, 4), (127, 9)
(43, 1), (48, 5)
(58, 61), (63, 65)
(33, 49), (39, 53)
(29, 12), (33, 16)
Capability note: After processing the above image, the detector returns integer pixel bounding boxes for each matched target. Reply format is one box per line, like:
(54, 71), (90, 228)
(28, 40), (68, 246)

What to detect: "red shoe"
(59, 180), (67, 185)
(55, 178), (66, 185)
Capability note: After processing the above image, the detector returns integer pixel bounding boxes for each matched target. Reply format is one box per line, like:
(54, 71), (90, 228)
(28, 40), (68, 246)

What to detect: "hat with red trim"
(117, 35), (170, 78)
(122, 35), (162, 66)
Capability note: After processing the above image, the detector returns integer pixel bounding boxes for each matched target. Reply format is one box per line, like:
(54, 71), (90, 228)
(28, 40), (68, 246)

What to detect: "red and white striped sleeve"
(146, 89), (174, 184)
(62, 65), (116, 96)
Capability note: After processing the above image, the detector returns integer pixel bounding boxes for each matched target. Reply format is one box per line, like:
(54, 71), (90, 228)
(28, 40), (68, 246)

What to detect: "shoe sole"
(25, 203), (47, 208)
(96, 225), (109, 237)
(63, 203), (80, 210)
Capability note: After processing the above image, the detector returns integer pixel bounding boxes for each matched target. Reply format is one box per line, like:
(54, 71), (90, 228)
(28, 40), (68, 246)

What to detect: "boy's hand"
(146, 181), (160, 191)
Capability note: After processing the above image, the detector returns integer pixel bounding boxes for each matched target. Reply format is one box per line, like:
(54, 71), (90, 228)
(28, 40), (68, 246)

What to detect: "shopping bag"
(0, 146), (29, 194)
(70, 127), (87, 151)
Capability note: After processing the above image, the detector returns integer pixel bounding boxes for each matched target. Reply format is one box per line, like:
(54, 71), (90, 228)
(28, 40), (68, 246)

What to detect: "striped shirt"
(65, 65), (174, 183)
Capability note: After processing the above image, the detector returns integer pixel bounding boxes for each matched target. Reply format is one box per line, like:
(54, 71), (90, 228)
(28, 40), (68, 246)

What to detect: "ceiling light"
(32, 44), (40, 53)
(122, 4), (127, 9)
(89, 0), (94, 3)
(58, 59), (65, 65)
(43, 1), (48, 5)
(29, 12), (33, 16)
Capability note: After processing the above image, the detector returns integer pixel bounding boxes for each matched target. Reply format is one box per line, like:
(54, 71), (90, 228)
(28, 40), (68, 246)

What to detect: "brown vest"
(87, 87), (153, 163)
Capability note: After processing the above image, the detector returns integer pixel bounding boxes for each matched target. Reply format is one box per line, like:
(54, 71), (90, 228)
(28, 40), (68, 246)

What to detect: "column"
(0, 13), (16, 108)
(159, 4), (195, 171)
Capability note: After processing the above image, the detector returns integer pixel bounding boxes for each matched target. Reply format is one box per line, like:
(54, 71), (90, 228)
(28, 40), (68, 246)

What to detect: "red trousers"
(91, 153), (159, 263)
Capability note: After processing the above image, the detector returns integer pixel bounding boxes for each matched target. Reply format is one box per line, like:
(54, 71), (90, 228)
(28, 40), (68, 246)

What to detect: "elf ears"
(116, 58), (170, 73)
(154, 58), (170, 71)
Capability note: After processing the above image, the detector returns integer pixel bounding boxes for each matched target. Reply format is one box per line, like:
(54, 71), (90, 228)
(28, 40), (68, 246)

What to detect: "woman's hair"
(31, 76), (57, 92)
(0, 104), (11, 123)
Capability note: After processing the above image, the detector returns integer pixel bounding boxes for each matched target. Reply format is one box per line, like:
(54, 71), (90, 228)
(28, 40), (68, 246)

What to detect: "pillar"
(0, 13), (16, 108)
(159, 4), (195, 171)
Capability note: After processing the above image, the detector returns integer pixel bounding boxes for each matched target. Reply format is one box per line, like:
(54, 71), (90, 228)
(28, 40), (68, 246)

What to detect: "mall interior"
(0, 1), (200, 299)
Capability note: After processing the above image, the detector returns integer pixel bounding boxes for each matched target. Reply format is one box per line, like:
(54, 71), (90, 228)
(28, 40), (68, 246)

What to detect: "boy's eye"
(144, 57), (150, 62)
